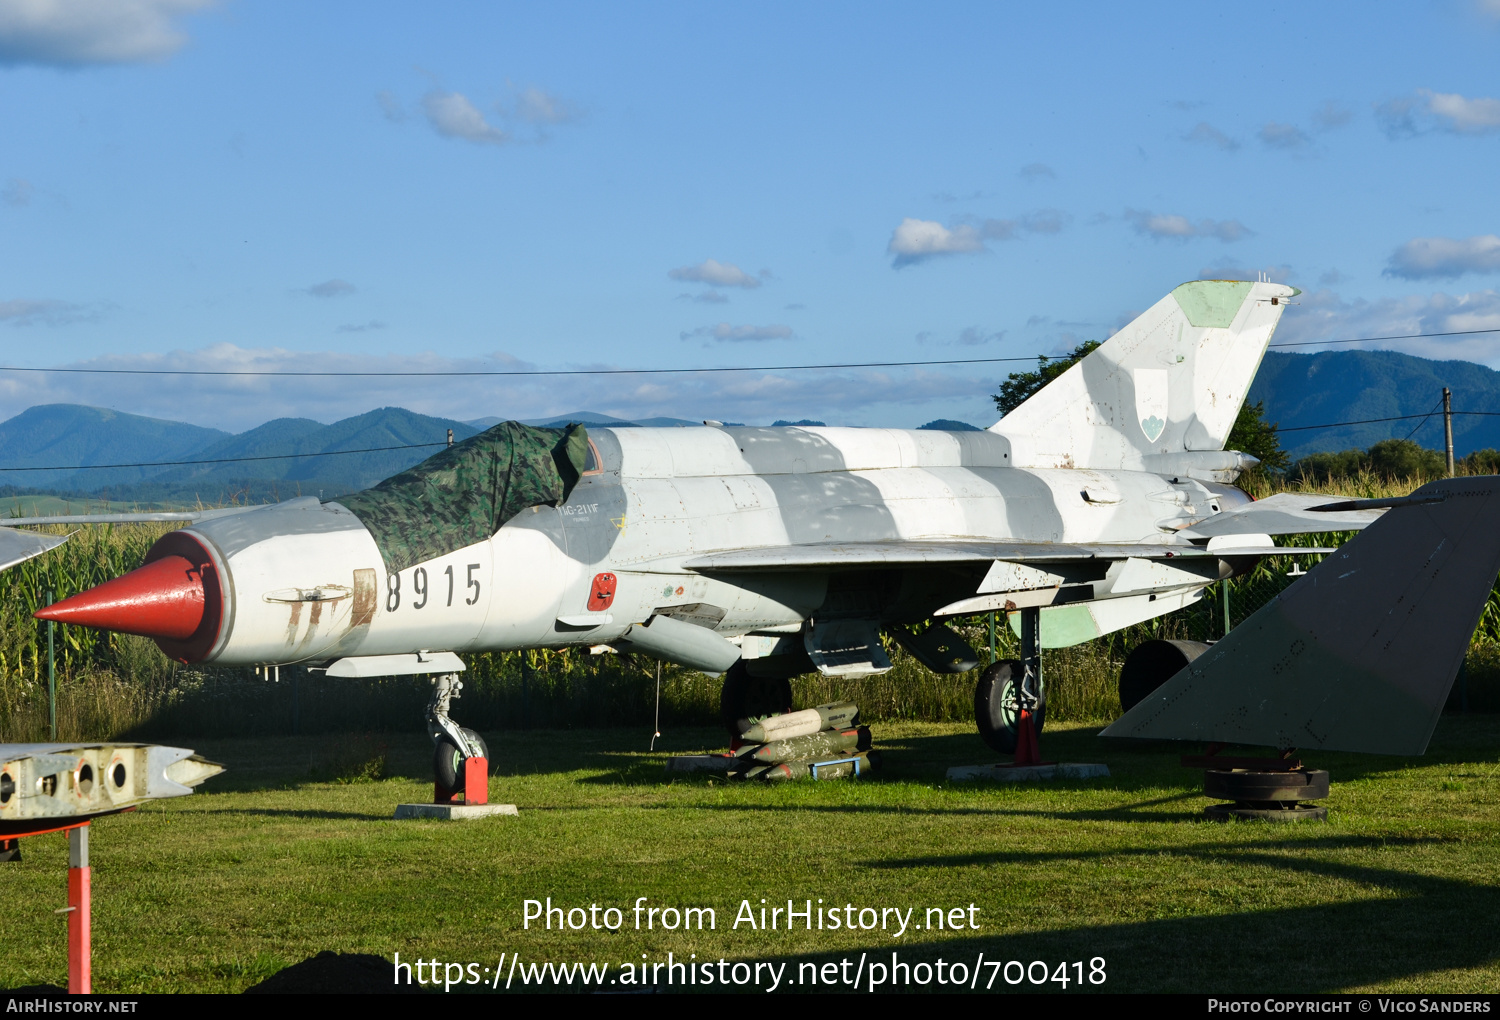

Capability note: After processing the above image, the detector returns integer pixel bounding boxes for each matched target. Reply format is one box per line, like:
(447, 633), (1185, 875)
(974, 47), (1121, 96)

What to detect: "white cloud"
(1125, 209), (1251, 242)
(915, 326), (1006, 348)
(1386, 235), (1500, 280)
(1019, 163), (1056, 181)
(336, 320), (385, 333)
(680, 323), (794, 343)
(1425, 90), (1500, 133)
(1480, 0), (1500, 18)
(512, 86), (578, 125)
(668, 259), (761, 289)
(0, 0), (210, 67)
(0, 343), (998, 432)
(957, 327), (1005, 346)
(677, 291), (729, 305)
(0, 298), (93, 325)
(421, 91), (509, 145)
(1259, 122), (1310, 149)
(1312, 100), (1353, 130)
(1378, 89), (1500, 137)
(888, 211), (1070, 268)
(305, 279), (355, 298)
(2, 178), (33, 206)
(1018, 208), (1069, 234)
(1183, 122), (1239, 151)
(888, 218), (985, 267)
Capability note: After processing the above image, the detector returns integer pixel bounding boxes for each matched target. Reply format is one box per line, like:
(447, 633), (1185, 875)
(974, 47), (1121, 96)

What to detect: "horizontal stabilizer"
(1103, 476), (1500, 755)
(0, 526), (67, 572)
(1177, 492), (1384, 539)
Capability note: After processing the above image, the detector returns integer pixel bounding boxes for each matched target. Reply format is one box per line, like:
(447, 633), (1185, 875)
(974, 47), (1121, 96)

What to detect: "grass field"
(5, 718), (1500, 994)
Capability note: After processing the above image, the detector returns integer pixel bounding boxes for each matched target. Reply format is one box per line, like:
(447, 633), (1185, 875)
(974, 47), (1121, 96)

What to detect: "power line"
(1276, 410), (1500, 433)
(7, 408), (1500, 474)
(0, 442), (445, 473)
(1401, 397), (1445, 443)
(0, 327), (1494, 379)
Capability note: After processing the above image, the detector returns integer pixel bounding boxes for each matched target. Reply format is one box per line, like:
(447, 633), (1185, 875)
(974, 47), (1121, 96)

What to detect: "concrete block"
(393, 803), (520, 820)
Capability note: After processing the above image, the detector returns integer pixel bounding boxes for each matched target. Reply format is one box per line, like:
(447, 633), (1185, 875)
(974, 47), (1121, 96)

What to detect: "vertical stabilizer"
(991, 280), (1295, 471)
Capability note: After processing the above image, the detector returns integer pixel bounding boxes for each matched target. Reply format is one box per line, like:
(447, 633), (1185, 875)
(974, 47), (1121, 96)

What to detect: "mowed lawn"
(4, 718), (1500, 994)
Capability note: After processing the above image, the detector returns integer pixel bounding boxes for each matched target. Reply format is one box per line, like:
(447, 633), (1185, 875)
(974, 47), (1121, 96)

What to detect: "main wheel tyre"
(434, 727), (490, 795)
(719, 661), (794, 738)
(1118, 639), (1211, 712)
(974, 659), (1046, 755)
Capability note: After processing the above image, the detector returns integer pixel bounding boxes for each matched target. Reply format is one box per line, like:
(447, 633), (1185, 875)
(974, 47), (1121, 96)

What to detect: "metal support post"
(520, 654), (530, 729)
(1020, 606), (1040, 689)
(47, 590), (56, 741)
(1015, 606), (1043, 766)
(1221, 582), (1231, 638)
(987, 611), (996, 662)
(1444, 387), (1455, 477)
(67, 824), (90, 995)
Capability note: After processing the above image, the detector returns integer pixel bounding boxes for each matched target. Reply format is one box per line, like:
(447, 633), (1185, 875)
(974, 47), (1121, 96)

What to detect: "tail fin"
(991, 280), (1295, 471)
(1102, 477), (1500, 756)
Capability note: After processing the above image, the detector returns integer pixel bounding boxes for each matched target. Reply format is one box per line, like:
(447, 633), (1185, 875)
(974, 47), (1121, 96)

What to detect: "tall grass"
(3, 469), (1497, 742)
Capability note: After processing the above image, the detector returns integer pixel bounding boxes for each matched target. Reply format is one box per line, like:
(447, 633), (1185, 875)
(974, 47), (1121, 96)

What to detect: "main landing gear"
(973, 606), (1046, 760)
(427, 673), (489, 800)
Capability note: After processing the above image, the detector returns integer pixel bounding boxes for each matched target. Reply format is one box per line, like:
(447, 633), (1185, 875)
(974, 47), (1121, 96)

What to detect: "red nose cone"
(36, 555), (206, 641)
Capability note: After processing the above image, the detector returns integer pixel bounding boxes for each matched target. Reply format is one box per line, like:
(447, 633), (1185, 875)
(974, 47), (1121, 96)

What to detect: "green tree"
(992, 340), (1100, 416)
(1226, 400), (1288, 474)
(1366, 438), (1445, 479)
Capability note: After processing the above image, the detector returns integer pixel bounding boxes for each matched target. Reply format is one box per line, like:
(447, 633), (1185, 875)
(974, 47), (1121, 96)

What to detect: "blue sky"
(1, 0), (1498, 432)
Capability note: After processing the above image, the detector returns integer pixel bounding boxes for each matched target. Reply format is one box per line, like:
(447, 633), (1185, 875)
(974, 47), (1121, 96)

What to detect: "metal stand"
(4, 821), (92, 992)
(1186, 745), (1329, 821)
(1012, 606), (1047, 768)
(67, 824), (90, 994)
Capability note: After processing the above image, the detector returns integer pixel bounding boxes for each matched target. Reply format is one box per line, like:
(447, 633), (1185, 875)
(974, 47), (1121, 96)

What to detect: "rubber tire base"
(1204, 803), (1328, 822)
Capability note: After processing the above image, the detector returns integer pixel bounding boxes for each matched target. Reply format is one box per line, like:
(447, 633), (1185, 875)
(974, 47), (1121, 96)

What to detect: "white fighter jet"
(27, 279), (1435, 787)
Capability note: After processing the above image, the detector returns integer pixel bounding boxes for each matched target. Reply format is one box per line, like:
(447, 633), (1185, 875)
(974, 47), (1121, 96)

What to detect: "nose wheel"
(427, 673), (487, 800)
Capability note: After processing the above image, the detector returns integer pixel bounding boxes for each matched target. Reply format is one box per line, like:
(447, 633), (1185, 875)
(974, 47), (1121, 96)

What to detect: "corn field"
(3, 469), (1498, 742)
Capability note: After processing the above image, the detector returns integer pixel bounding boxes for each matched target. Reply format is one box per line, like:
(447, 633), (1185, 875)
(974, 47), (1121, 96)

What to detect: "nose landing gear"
(427, 673), (489, 802)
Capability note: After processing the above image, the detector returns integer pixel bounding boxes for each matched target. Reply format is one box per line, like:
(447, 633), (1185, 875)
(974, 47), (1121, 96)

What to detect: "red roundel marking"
(588, 573), (617, 611)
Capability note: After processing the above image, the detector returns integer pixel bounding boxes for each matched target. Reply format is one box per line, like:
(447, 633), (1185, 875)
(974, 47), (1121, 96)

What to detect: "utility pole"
(1443, 387), (1455, 477)
(447, 428), (454, 448)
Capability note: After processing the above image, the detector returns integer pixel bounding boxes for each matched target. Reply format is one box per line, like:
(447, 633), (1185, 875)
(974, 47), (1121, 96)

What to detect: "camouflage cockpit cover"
(336, 421), (588, 574)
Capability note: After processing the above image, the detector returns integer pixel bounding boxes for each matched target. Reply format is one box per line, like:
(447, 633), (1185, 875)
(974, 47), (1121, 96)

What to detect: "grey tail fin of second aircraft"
(1102, 476), (1500, 756)
(990, 279), (1294, 473)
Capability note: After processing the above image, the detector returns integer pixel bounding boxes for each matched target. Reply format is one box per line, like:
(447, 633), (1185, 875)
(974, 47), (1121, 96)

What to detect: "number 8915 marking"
(386, 563), (482, 612)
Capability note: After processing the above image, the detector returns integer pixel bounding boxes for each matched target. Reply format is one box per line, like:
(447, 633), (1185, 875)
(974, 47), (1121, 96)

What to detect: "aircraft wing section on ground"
(681, 539), (1305, 572)
(0, 527), (68, 571)
(1104, 476), (1500, 755)
(1177, 493), (1384, 539)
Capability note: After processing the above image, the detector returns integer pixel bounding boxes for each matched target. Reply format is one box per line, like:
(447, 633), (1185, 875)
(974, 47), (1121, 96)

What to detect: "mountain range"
(2, 349), (1498, 503)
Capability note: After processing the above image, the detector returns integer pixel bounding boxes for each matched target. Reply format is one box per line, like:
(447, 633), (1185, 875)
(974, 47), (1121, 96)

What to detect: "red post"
(464, 757), (489, 806)
(1013, 709), (1041, 767)
(68, 824), (91, 995)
